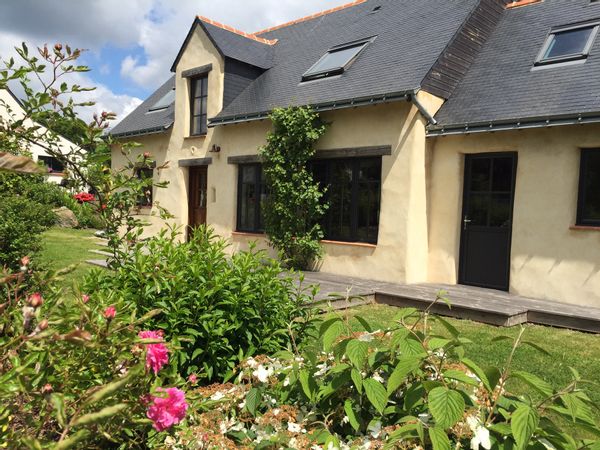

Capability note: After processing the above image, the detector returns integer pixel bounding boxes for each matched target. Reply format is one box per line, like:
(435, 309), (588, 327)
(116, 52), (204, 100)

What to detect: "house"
(0, 87), (78, 184)
(110, 0), (600, 308)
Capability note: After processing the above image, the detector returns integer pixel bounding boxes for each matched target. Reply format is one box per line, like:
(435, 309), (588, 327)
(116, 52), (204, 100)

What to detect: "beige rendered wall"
(428, 124), (600, 307)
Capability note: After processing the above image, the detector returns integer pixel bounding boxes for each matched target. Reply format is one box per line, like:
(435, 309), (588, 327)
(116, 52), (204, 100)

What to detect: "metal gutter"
(427, 113), (600, 136)
(110, 122), (174, 139)
(208, 91), (412, 127)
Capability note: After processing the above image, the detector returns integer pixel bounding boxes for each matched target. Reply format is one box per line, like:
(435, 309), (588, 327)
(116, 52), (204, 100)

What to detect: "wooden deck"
(300, 271), (600, 333)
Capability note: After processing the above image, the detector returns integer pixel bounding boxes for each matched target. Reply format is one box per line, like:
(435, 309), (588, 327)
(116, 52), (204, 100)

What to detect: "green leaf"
(560, 393), (596, 425)
(394, 307), (418, 321)
(54, 430), (91, 450)
(428, 387), (465, 429)
(521, 341), (550, 356)
(246, 388), (262, 416)
(442, 369), (480, 387)
(299, 370), (317, 402)
(510, 371), (553, 397)
(435, 316), (459, 338)
(72, 403), (128, 427)
(387, 356), (422, 394)
(354, 315), (374, 332)
(428, 337), (451, 350)
(351, 368), (363, 394)
(511, 404), (539, 450)
(50, 394), (67, 428)
(462, 357), (492, 392)
(344, 399), (360, 431)
(428, 426), (451, 450)
(363, 378), (388, 415)
(322, 320), (346, 351)
(85, 364), (143, 405)
(491, 335), (513, 343)
(346, 339), (369, 368)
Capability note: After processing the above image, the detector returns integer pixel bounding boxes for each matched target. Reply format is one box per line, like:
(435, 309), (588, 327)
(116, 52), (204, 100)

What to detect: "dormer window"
(536, 22), (599, 66)
(148, 88), (175, 112)
(302, 38), (373, 81)
(190, 75), (208, 136)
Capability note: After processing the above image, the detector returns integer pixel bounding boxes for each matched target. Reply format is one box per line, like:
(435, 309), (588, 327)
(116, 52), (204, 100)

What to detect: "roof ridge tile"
(254, 0), (369, 35)
(196, 16), (278, 45)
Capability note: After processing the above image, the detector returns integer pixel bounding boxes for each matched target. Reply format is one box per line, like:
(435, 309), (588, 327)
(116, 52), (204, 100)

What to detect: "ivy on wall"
(259, 106), (328, 270)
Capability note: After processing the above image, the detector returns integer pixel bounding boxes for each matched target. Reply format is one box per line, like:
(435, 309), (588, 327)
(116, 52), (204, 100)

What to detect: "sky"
(0, 0), (351, 123)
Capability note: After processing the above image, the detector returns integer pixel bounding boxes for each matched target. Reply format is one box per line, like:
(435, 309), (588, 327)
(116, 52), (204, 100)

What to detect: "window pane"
(544, 27), (594, 59)
(239, 166), (257, 231)
(201, 77), (208, 94)
(305, 43), (366, 77)
(328, 161), (353, 240)
(149, 89), (175, 111)
(136, 168), (153, 207)
(491, 157), (513, 192)
(582, 151), (600, 222)
(489, 194), (511, 227)
(469, 158), (491, 192)
(468, 193), (490, 226)
(357, 159), (381, 242)
(193, 78), (203, 95)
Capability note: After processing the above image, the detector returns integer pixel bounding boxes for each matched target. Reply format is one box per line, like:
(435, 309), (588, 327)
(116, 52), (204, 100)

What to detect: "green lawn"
(334, 304), (600, 425)
(39, 227), (101, 283)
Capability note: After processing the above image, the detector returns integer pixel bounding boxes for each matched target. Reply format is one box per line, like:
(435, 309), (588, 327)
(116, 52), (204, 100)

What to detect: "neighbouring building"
(110, 0), (600, 308)
(1, 87), (78, 184)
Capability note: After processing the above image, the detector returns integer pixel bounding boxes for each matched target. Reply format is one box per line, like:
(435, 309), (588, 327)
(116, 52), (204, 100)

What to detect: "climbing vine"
(259, 106), (328, 270)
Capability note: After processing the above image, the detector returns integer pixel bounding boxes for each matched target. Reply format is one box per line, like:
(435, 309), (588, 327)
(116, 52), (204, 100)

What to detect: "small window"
(302, 39), (372, 81)
(536, 23), (599, 65)
(190, 76), (208, 136)
(135, 167), (154, 207)
(236, 164), (267, 233)
(577, 149), (600, 226)
(38, 155), (65, 173)
(148, 89), (175, 112)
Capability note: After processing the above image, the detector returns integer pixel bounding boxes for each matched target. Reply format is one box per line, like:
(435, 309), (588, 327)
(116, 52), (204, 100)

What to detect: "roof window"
(302, 38), (373, 81)
(148, 88), (175, 112)
(536, 22), (599, 65)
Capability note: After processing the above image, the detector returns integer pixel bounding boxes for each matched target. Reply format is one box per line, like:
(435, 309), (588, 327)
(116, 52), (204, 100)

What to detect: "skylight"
(536, 22), (599, 65)
(148, 88), (175, 111)
(302, 39), (372, 81)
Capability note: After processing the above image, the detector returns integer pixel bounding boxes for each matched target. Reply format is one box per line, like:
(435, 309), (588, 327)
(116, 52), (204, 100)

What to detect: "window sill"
(185, 134), (207, 140)
(321, 239), (377, 249)
(232, 231), (265, 238)
(570, 225), (600, 232)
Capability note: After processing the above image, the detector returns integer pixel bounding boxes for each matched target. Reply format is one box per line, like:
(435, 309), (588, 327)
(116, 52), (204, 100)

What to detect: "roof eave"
(209, 91), (413, 127)
(110, 122), (174, 139)
(427, 113), (600, 136)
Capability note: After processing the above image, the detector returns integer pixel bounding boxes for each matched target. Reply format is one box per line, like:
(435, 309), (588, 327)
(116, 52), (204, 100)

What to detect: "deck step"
(86, 259), (108, 268)
(89, 249), (112, 257)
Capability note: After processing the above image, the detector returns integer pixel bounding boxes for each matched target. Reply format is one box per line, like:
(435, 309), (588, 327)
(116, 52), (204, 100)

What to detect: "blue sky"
(0, 0), (351, 122)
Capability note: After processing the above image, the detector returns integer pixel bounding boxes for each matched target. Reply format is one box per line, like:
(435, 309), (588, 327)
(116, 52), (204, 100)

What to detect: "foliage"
(260, 106), (328, 270)
(0, 261), (188, 449)
(83, 226), (317, 383)
(162, 295), (600, 449)
(0, 193), (56, 271)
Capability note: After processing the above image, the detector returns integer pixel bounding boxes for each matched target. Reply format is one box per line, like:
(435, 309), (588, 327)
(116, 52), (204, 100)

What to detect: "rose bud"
(54, 43), (62, 51)
(38, 319), (49, 331)
(82, 294), (90, 304)
(28, 292), (43, 308)
(143, 152), (151, 159)
(41, 384), (53, 394)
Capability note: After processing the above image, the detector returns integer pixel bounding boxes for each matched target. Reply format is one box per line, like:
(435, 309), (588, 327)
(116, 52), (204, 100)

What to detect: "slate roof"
(215, 0), (480, 122)
(110, 75), (175, 138)
(433, 0), (600, 131)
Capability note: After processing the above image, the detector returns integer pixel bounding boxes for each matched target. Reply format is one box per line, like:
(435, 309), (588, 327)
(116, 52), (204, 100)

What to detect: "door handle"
(463, 216), (472, 231)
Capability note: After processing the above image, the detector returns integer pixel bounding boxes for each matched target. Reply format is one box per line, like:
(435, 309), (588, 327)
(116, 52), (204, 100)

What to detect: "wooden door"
(459, 153), (517, 291)
(188, 166), (208, 238)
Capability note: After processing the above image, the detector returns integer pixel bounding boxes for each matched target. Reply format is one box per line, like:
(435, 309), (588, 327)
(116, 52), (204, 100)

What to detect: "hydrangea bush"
(157, 297), (600, 449)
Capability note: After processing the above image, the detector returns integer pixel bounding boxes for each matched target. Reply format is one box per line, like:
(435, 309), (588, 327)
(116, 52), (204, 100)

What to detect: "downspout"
(409, 92), (438, 126)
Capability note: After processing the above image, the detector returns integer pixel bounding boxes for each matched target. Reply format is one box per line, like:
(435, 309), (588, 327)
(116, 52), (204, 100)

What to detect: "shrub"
(83, 226), (316, 382)
(162, 296), (600, 449)
(260, 106), (328, 270)
(0, 262), (189, 449)
(0, 194), (56, 270)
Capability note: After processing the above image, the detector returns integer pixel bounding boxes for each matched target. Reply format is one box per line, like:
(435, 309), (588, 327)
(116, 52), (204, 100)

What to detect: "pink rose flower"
(103, 305), (116, 319)
(28, 292), (43, 308)
(187, 373), (198, 384)
(21, 256), (30, 267)
(82, 294), (90, 304)
(139, 330), (169, 374)
(146, 387), (188, 431)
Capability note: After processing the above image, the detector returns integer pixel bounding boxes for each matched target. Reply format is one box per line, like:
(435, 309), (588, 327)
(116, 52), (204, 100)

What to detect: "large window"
(536, 23), (599, 65)
(576, 149), (600, 226)
(312, 157), (381, 244)
(190, 76), (208, 135)
(237, 164), (267, 233)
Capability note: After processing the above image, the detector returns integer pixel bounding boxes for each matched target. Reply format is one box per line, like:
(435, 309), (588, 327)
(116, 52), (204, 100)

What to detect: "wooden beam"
(227, 146), (392, 164)
(178, 157), (213, 167)
(181, 63), (213, 78)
